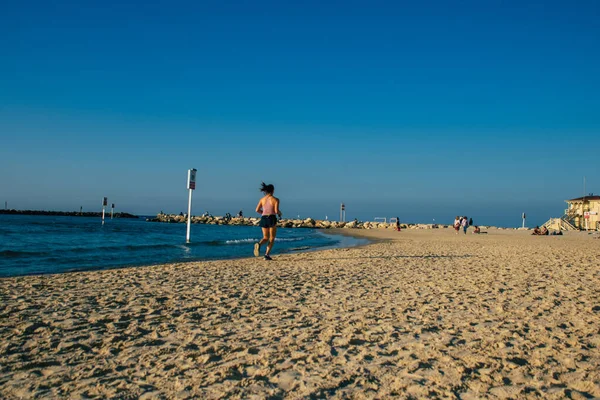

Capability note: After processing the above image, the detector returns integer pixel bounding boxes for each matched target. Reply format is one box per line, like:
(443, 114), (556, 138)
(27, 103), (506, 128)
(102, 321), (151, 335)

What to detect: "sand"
(1, 228), (599, 399)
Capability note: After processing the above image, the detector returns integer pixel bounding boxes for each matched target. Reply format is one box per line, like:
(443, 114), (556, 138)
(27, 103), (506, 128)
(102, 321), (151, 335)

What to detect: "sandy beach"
(1, 228), (599, 399)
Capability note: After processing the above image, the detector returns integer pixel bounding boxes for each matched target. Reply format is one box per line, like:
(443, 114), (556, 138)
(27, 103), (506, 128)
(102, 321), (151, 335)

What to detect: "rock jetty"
(146, 213), (470, 230)
(0, 210), (138, 218)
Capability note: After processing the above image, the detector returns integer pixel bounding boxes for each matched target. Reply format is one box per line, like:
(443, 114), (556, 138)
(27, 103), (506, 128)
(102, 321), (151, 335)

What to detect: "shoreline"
(1, 229), (599, 398)
(1, 229), (370, 279)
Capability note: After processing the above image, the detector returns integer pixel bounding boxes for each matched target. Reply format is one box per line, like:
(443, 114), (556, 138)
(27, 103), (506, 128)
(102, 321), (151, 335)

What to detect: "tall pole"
(186, 189), (193, 243)
(582, 176), (586, 230)
(186, 168), (197, 243)
(102, 197), (107, 225)
(111, 203), (115, 219)
(522, 212), (526, 228)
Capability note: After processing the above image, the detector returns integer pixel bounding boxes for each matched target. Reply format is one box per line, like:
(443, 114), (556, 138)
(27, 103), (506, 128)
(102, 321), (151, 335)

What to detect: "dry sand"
(1, 228), (599, 399)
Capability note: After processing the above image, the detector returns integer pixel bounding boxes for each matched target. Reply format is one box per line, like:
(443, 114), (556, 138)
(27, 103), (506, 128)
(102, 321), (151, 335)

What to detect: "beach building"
(544, 194), (600, 231)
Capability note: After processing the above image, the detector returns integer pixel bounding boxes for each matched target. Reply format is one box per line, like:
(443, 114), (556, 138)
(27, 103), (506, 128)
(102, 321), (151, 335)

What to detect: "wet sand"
(1, 228), (599, 399)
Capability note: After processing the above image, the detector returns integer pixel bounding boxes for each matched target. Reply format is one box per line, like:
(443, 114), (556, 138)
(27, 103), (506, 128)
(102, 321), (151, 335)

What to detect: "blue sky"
(1, 0), (599, 226)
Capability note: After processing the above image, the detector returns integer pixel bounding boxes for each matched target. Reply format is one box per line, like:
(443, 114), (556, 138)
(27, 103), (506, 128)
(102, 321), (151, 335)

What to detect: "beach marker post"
(102, 197), (108, 225)
(522, 212), (526, 228)
(111, 203), (115, 219)
(186, 168), (197, 243)
(340, 203), (346, 222)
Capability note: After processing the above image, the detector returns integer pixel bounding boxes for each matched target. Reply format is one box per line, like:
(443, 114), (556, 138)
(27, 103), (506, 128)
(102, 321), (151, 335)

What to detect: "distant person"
(469, 217), (473, 226)
(541, 226), (549, 235)
(473, 226), (487, 234)
(238, 210), (243, 218)
(254, 182), (282, 261)
(551, 230), (563, 236)
(532, 226), (541, 235)
(461, 216), (469, 234)
(396, 217), (401, 232)
(453, 216), (461, 234)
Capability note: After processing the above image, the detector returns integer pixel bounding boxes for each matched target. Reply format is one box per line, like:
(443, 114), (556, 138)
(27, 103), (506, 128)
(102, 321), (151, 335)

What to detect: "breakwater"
(147, 213), (459, 230)
(0, 210), (138, 218)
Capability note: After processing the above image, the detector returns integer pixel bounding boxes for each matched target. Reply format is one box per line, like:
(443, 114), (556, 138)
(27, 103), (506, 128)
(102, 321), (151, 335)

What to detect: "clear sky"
(1, 0), (599, 227)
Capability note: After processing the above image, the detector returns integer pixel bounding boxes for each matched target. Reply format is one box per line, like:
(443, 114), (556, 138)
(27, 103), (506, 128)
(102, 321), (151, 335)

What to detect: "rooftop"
(567, 195), (600, 202)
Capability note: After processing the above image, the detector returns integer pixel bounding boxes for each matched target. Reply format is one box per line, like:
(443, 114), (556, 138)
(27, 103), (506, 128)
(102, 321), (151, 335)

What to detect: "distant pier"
(0, 210), (138, 218)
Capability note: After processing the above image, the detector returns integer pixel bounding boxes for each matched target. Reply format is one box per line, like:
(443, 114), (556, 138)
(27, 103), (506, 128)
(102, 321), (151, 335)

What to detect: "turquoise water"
(0, 215), (367, 277)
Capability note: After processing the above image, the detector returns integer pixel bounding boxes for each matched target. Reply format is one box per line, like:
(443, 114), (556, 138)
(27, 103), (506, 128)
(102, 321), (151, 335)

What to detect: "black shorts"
(259, 215), (278, 228)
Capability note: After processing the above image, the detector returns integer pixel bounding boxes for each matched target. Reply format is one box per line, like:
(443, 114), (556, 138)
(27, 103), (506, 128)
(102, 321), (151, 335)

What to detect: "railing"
(374, 217), (387, 223)
(560, 217), (578, 231)
(542, 216), (578, 231)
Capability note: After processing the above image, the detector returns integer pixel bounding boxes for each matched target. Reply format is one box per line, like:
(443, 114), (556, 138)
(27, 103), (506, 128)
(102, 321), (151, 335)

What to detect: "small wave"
(224, 237), (304, 245)
(0, 250), (44, 258)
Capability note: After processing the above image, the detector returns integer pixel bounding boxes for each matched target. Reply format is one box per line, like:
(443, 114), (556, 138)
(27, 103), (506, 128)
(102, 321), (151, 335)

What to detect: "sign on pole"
(584, 211), (590, 231)
(186, 169), (197, 243)
(187, 169), (197, 190)
(102, 197), (108, 225)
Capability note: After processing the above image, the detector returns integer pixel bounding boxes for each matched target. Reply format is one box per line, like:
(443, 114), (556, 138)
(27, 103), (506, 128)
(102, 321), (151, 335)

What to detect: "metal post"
(522, 212), (526, 228)
(111, 204), (114, 219)
(186, 168), (197, 243)
(186, 189), (193, 243)
(102, 197), (108, 225)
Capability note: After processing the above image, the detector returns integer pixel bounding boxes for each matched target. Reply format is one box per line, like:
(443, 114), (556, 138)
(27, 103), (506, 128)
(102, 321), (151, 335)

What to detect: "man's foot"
(264, 254), (272, 261)
(254, 243), (260, 257)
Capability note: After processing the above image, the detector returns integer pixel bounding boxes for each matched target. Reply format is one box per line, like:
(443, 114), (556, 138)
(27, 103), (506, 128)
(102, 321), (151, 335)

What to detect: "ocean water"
(0, 215), (367, 277)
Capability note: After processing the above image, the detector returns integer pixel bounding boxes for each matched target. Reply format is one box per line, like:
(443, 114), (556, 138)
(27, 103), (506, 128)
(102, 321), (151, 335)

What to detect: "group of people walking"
(453, 216), (472, 234)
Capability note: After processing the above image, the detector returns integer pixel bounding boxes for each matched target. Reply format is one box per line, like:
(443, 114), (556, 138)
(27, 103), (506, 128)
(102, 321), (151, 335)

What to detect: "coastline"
(0, 227), (369, 279)
(1, 228), (599, 398)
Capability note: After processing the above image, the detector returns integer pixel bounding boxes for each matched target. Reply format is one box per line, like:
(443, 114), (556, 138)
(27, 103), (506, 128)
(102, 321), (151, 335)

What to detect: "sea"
(0, 215), (367, 277)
